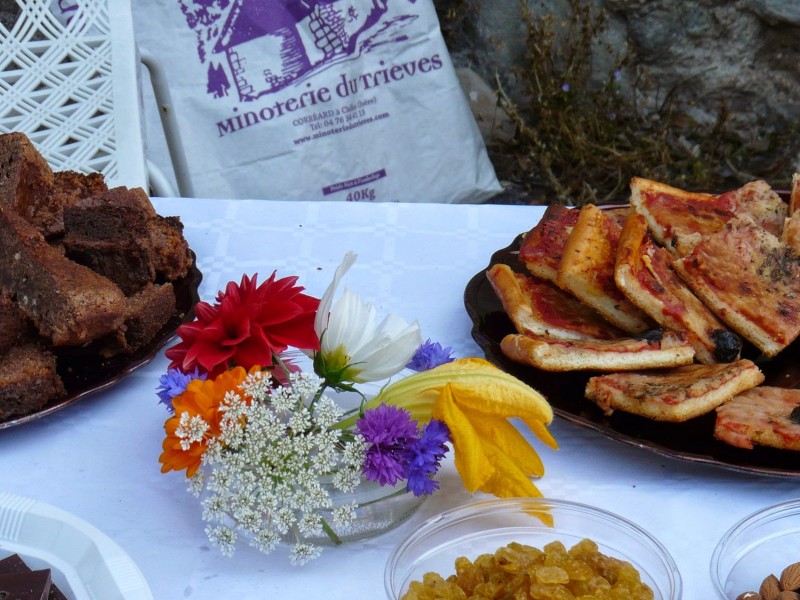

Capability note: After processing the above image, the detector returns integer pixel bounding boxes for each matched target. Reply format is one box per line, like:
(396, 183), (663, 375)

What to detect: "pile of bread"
(488, 175), (800, 452)
(0, 132), (193, 422)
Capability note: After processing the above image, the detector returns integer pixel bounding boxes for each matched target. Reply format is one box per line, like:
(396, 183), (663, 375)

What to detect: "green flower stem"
(308, 382), (329, 412)
(271, 352), (294, 383)
(321, 517), (342, 546)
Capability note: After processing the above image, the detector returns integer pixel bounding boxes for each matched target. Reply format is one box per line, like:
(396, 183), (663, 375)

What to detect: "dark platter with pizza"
(465, 231), (800, 478)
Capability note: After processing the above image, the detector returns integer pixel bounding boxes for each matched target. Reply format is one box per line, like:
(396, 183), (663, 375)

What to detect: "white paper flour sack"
(133, 0), (501, 202)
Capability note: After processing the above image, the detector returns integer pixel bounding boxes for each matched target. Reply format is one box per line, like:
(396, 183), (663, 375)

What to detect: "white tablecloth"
(2, 199), (797, 599)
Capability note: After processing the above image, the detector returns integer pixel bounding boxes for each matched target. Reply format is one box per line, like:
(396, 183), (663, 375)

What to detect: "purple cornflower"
(405, 420), (450, 496)
(406, 339), (455, 372)
(156, 368), (206, 412)
(561, 82), (570, 93)
(357, 405), (419, 486)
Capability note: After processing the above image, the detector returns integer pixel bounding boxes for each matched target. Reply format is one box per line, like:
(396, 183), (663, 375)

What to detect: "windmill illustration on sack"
(181, 0), (417, 102)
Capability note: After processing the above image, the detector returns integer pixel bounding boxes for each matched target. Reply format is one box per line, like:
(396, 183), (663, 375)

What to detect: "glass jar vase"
(300, 476), (426, 546)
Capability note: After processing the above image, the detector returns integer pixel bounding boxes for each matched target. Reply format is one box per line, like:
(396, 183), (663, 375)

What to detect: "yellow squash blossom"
(159, 366), (257, 477)
(350, 358), (558, 499)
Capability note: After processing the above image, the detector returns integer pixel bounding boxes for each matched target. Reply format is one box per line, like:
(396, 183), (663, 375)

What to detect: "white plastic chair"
(0, 0), (185, 197)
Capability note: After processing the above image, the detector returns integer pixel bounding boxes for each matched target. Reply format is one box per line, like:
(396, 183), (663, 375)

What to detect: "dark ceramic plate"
(465, 236), (800, 478)
(0, 255), (202, 430)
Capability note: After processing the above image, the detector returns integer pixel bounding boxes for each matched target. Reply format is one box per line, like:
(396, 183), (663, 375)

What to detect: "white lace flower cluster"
(183, 370), (366, 565)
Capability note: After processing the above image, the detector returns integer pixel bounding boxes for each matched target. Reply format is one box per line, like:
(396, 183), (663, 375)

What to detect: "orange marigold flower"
(159, 365), (257, 477)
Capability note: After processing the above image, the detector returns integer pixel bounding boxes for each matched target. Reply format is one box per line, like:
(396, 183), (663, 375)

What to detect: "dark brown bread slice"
(0, 293), (29, 353)
(62, 187), (157, 294)
(148, 215), (192, 281)
(99, 283), (176, 357)
(63, 186), (155, 241)
(62, 237), (155, 295)
(0, 344), (65, 421)
(0, 205), (126, 345)
(33, 170), (109, 237)
(0, 132), (55, 223)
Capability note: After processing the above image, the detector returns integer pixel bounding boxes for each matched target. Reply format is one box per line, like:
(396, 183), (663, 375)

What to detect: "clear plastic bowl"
(385, 497), (682, 599)
(710, 498), (800, 599)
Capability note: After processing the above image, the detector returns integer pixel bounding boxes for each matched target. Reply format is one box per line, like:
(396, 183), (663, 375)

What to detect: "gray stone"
(456, 68), (516, 145)
(437, 0), (800, 171)
(746, 0), (800, 25)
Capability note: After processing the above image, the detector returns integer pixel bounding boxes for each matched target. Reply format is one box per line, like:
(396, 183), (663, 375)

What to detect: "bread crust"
(487, 264), (623, 341)
(585, 359), (764, 422)
(556, 204), (652, 334)
(500, 331), (694, 372)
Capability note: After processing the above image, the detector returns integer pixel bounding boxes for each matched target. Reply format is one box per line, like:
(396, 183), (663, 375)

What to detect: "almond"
(781, 563), (800, 592)
(762, 574), (782, 600)
(776, 592), (800, 600)
(737, 593), (763, 600)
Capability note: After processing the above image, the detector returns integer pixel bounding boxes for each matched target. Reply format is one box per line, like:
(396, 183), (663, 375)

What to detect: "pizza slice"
(717, 179), (786, 238)
(603, 205), (632, 229)
(714, 386), (800, 451)
(486, 264), (623, 340)
(782, 173), (800, 252)
(790, 172), (800, 216)
(518, 203), (580, 283)
(629, 177), (725, 257)
(500, 330), (694, 372)
(557, 203), (653, 334)
(614, 212), (742, 364)
(630, 177), (786, 257)
(673, 217), (800, 357)
(781, 212), (800, 253)
(585, 359), (764, 422)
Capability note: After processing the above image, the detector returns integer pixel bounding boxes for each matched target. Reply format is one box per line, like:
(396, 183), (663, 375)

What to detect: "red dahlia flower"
(166, 273), (320, 377)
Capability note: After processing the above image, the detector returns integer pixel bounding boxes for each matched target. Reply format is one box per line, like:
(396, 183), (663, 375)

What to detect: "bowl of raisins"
(385, 497), (681, 599)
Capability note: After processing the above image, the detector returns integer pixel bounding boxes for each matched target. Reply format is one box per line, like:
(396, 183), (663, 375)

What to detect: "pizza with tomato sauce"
(486, 264), (623, 341)
(715, 386), (800, 451)
(557, 204), (653, 334)
(630, 177), (786, 257)
(614, 212), (742, 364)
(518, 203), (579, 283)
(673, 217), (800, 357)
(500, 330), (694, 373)
(585, 359), (764, 422)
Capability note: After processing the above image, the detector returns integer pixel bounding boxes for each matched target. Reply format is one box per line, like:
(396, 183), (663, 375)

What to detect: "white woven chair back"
(0, 0), (146, 189)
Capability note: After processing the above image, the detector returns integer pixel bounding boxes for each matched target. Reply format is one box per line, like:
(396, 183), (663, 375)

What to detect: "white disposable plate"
(0, 492), (152, 599)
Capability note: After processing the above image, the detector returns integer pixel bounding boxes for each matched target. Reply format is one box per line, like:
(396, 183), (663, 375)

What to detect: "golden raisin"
(399, 539), (652, 600)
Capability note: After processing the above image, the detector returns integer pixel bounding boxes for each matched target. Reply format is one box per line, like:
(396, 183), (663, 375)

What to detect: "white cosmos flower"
(312, 252), (422, 384)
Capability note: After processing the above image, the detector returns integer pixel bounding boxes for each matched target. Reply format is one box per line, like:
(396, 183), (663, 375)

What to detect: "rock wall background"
(435, 0), (800, 201)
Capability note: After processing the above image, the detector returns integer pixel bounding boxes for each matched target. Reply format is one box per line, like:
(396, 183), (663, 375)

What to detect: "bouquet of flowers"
(156, 253), (557, 564)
